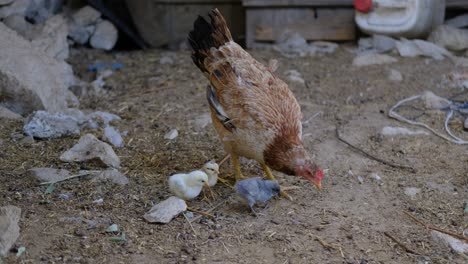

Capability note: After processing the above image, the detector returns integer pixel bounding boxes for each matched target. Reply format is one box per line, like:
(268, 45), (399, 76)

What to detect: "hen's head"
(265, 140), (323, 190)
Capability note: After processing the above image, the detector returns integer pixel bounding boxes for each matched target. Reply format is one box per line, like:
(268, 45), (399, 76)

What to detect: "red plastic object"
(354, 0), (373, 13)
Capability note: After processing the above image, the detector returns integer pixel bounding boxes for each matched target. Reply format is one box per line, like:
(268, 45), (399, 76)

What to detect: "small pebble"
(92, 198), (104, 204)
(357, 176), (364, 184)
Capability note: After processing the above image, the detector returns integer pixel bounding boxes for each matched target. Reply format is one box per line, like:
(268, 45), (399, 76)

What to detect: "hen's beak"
(305, 178), (322, 191)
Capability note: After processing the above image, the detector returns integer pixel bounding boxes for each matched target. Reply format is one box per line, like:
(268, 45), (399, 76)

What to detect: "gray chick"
(234, 177), (281, 215)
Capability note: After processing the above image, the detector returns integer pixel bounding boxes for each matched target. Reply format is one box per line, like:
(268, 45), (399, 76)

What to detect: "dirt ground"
(1, 46), (467, 264)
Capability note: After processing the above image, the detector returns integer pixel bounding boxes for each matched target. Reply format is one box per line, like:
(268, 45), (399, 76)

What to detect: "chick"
(201, 160), (220, 187)
(168, 170), (210, 200)
(234, 177), (281, 216)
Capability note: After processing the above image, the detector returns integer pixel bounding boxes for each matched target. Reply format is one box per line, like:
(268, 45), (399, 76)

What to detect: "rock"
(71, 5), (101, 27)
(431, 230), (468, 253)
(273, 32), (337, 58)
(0, 205), (21, 256)
(0, 23), (77, 115)
(2, 14), (34, 38)
(164, 129), (178, 140)
(68, 23), (94, 44)
(60, 134), (120, 168)
(357, 175), (364, 184)
(311, 41), (339, 54)
(90, 20), (118, 50)
(29, 167), (71, 182)
(159, 55), (174, 65)
(421, 91), (451, 110)
(396, 38), (451, 60)
(90, 169), (129, 185)
(428, 25), (468, 52)
(465, 118), (468, 129)
(285, 70), (305, 84)
(352, 53), (397, 66)
(23, 110), (80, 138)
(144, 196), (187, 224)
(189, 113), (212, 131)
(445, 14), (468, 28)
(404, 187), (421, 198)
(370, 173), (382, 182)
(372, 35), (396, 53)
(84, 111), (120, 127)
(388, 69), (403, 82)
(0, 106), (22, 119)
(103, 126), (124, 148)
(30, 14), (69, 60)
(0, 0), (29, 19)
(381, 126), (429, 136)
(0, 0), (14, 5)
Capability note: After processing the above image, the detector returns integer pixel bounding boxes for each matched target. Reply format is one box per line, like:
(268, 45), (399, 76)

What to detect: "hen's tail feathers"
(188, 8), (233, 73)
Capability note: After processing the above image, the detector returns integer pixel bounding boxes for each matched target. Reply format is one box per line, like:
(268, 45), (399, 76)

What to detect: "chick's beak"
(214, 169), (220, 174)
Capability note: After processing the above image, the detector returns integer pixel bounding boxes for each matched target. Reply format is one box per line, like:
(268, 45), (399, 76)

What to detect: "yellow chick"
(202, 160), (220, 187)
(168, 170), (209, 200)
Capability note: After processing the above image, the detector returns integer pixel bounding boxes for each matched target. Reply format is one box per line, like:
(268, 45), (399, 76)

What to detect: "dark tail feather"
(188, 8), (233, 72)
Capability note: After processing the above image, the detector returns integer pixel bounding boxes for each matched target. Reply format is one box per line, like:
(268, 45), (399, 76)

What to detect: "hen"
(188, 9), (323, 196)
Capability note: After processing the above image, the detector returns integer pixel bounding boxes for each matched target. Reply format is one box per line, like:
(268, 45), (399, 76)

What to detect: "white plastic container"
(355, 0), (446, 38)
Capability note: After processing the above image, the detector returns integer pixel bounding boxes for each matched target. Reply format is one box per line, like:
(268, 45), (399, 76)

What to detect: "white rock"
(90, 20), (118, 50)
(421, 91), (451, 110)
(404, 187), (421, 198)
(159, 56), (174, 65)
(0, 0), (14, 5)
(381, 126), (429, 136)
(189, 113), (212, 130)
(431, 230), (468, 253)
(71, 6), (101, 27)
(311, 41), (339, 54)
(85, 111), (121, 127)
(396, 38), (451, 60)
(164, 129), (178, 140)
(144, 196), (187, 224)
(0, 106), (22, 119)
(357, 175), (364, 184)
(428, 25), (468, 52)
(30, 14), (69, 60)
(370, 173), (381, 182)
(372, 34), (396, 53)
(352, 53), (397, 66)
(60, 134), (120, 168)
(68, 23), (95, 44)
(445, 14), (468, 28)
(0, 205), (21, 256)
(29, 167), (71, 183)
(103, 126), (124, 148)
(90, 169), (129, 185)
(285, 70), (305, 84)
(0, 23), (77, 115)
(0, 0), (29, 19)
(274, 31), (319, 58)
(2, 14), (33, 38)
(388, 69), (403, 82)
(23, 110), (80, 138)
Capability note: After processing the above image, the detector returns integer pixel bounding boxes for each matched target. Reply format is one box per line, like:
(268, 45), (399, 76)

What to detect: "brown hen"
(188, 9), (323, 196)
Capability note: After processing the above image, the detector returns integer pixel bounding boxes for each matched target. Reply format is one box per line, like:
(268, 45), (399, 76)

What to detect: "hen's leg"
(262, 165), (293, 201)
(232, 154), (246, 182)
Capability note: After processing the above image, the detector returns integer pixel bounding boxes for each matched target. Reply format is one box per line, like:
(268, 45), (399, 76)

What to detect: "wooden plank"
(243, 0), (353, 7)
(253, 8), (355, 42)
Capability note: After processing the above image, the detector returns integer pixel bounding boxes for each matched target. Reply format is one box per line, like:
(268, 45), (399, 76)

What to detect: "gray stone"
(465, 118), (468, 129)
(60, 134), (120, 168)
(0, 23), (77, 115)
(30, 14), (69, 60)
(431, 230), (468, 253)
(71, 5), (100, 26)
(421, 91), (451, 110)
(68, 22), (95, 44)
(103, 126), (124, 147)
(0, 106), (22, 119)
(428, 25), (468, 51)
(445, 13), (468, 28)
(25, 0), (63, 24)
(29, 167), (71, 182)
(396, 38), (452, 60)
(23, 110), (80, 138)
(90, 169), (129, 185)
(0, 205), (21, 256)
(372, 35), (396, 53)
(352, 53), (397, 66)
(0, 0), (29, 19)
(404, 187), (421, 198)
(164, 129), (178, 140)
(2, 14), (34, 38)
(90, 20), (118, 50)
(85, 111), (121, 127)
(0, 0), (14, 6)
(388, 69), (403, 82)
(144, 196), (187, 224)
